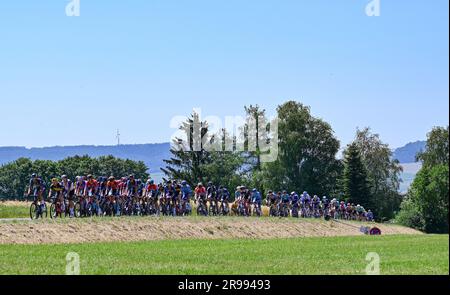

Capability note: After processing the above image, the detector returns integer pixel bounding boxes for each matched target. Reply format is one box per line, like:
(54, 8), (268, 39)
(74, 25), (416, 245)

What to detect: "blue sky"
(0, 0), (448, 150)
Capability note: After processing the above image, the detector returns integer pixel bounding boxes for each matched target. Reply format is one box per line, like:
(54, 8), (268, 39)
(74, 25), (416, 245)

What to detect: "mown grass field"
(0, 234), (447, 275)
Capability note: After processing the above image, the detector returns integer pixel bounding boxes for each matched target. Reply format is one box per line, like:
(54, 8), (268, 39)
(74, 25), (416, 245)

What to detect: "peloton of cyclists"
(25, 173), (375, 221)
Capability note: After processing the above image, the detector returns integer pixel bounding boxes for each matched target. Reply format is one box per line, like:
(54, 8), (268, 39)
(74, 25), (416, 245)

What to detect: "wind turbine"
(116, 129), (121, 146)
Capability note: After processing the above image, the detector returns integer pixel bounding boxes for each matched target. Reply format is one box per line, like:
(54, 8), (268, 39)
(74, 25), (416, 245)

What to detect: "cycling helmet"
(181, 180), (187, 185)
(87, 174), (93, 179)
(198, 182), (203, 187)
(252, 188), (257, 192)
(268, 190), (273, 194)
(31, 173), (37, 178)
(108, 176), (115, 181)
(51, 178), (58, 182)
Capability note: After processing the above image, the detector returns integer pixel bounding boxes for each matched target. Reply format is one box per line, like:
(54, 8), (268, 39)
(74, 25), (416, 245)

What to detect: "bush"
(395, 197), (425, 230)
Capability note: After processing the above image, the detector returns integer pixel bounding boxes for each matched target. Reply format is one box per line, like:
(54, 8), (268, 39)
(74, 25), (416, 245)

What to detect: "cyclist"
(312, 195), (321, 213)
(234, 186), (241, 200)
(210, 183), (220, 213)
(84, 175), (98, 196)
(280, 190), (290, 217)
(303, 191), (311, 211)
(137, 179), (145, 197)
(180, 180), (192, 214)
(74, 176), (85, 196)
(28, 173), (46, 213)
(118, 177), (128, 197)
(106, 176), (119, 196)
(366, 210), (374, 222)
(345, 203), (353, 220)
(145, 179), (158, 196)
(266, 190), (278, 216)
(356, 204), (365, 221)
(163, 180), (175, 215)
(144, 179), (158, 210)
(61, 175), (75, 217)
(194, 182), (207, 214)
(240, 186), (251, 216)
(339, 201), (346, 219)
(173, 183), (182, 215)
(322, 196), (329, 210)
(85, 175), (100, 215)
(126, 175), (138, 198)
(97, 176), (107, 198)
(207, 182), (217, 201)
(251, 188), (262, 216)
(48, 178), (64, 216)
(220, 187), (230, 214)
(106, 176), (120, 215)
(290, 191), (299, 209)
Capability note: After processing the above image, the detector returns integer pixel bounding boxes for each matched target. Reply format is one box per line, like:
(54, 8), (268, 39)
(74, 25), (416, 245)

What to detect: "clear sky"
(0, 0), (448, 150)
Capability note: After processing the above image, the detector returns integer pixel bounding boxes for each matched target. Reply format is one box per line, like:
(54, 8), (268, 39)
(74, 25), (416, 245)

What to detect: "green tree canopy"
(161, 112), (212, 184)
(416, 126), (449, 167)
(259, 101), (342, 195)
(0, 156), (149, 199)
(350, 127), (403, 220)
(396, 126), (449, 233)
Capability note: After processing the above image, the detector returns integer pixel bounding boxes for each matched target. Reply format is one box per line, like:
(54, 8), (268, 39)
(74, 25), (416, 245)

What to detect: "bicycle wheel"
(196, 205), (203, 216)
(74, 202), (82, 218)
(86, 203), (93, 217)
(41, 203), (48, 218)
(30, 203), (38, 220)
(50, 203), (56, 219)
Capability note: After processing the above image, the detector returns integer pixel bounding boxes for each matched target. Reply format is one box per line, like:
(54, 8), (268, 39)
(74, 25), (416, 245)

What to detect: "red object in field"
(369, 227), (382, 235)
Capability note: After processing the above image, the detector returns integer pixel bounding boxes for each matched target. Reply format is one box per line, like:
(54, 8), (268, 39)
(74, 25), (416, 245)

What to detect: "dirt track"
(0, 217), (421, 245)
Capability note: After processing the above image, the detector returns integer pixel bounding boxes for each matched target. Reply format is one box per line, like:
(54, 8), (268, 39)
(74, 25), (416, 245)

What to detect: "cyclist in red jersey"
(106, 176), (120, 215)
(84, 175), (100, 215)
(195, 182), (207, 211)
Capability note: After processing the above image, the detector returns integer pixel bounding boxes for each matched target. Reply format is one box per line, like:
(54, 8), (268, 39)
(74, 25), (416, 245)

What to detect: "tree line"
(162, 101), (408, 222)
(0, 155), (149, 199)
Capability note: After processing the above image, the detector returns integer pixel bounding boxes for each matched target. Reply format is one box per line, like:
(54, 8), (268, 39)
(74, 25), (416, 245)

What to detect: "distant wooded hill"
(0, 143), (171, 173)
(0, 140), (426, 174)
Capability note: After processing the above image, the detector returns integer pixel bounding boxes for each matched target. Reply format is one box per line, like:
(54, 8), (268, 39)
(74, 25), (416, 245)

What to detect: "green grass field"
(0, 203), (29, 219)
(0, 234), (447, 275)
